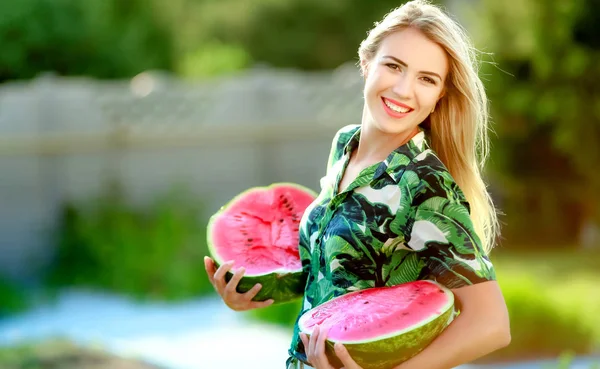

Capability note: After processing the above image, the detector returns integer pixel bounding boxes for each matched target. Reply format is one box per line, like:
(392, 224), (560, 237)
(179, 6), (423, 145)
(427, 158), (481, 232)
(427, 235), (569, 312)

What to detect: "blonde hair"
(358, 0), (499, 254)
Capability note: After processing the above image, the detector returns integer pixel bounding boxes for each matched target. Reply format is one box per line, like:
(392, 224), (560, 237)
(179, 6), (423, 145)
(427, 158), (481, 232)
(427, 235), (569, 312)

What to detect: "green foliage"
(0, 277), (28, 316)
(176, 41), (251, 79)
(462, 0), (600, 242)
(0, 338), (163, 369)
(0, 0), (174, 81)
(207, 0), (445, 70)
(546, 352), (600, 369)
(46, 185), (213, 301)
(483, 274), (595, 362)
(5, 0), (434, 79)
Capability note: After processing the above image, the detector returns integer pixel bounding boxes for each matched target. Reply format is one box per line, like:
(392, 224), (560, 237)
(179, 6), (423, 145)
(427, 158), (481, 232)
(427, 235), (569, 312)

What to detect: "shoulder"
(331, 124), (360, 151)
(409, 147), (470, 211)
(327, 124), (360, 169)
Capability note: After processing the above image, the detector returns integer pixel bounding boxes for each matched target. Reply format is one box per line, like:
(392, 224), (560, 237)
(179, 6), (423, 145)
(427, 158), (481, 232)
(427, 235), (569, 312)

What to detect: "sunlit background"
(0, 0), (598, 368)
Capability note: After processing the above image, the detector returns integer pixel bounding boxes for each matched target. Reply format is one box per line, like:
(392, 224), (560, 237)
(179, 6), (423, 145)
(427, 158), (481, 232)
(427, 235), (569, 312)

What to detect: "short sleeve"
(297, 206), (313, 275)
(326, 125), (360, 173)
(319, 125), (360, 192)
(409, 171), (496, 289)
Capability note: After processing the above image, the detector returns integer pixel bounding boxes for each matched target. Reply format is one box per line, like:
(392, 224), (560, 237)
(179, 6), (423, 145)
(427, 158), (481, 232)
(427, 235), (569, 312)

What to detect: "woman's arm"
(394, 280), (511, 369)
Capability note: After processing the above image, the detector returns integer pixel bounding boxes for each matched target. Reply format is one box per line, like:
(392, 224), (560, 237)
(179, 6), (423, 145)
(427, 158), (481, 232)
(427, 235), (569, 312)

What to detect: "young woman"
(204, 1), (511, 368)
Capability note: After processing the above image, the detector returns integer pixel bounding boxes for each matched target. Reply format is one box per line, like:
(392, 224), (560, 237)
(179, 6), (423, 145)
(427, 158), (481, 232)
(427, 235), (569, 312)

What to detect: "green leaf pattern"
(289, 125), (496, 364)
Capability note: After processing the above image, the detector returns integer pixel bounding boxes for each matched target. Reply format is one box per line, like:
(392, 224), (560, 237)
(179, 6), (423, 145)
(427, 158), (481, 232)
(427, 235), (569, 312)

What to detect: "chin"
(372, 113), (414, 135)
(366, 101), (416, 135)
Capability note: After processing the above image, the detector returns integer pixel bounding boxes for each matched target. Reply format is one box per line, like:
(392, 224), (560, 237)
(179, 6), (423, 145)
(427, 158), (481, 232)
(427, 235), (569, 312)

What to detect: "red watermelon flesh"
(207, 183), (317, 302)
(298, 280), (455, 369)
(301, 280), (451, 342)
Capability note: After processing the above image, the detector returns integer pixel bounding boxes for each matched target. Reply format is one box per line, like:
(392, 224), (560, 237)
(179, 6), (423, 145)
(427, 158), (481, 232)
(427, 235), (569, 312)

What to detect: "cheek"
(364, 70), (390, 97)
(417, 88), (442, 108)
(363, 76), (378, 100)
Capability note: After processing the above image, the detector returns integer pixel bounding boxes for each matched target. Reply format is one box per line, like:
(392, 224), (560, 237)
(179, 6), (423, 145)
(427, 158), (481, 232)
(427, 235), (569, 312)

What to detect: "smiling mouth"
(381, 97), (413, 115)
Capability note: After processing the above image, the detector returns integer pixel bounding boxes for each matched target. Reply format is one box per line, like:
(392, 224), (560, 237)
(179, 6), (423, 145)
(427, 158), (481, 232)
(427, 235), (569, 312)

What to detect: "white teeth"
(384, 99), (410, 113)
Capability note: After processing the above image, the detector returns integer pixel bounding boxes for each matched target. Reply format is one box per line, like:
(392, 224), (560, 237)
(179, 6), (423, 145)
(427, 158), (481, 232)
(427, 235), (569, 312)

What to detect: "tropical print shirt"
(287, 124), (496, 366)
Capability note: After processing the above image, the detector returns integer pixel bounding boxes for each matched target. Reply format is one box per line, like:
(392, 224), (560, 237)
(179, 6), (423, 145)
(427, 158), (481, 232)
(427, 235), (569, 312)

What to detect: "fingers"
(309, 325), (320, 358)
(242, 282), (263, 300)
(203, 256), (216, 286)
(300, 333), (308, 350)
(316, 326), (329, 360)
(205, 258), (276, 311)
(299, 332), (312, 365)
(224, 267), (245, 295)
(248, 298), (275, 309)
(213, 260), (235, 292)
(334, 342), (358, 369)
(242, 283), (274, 308)
(302, 326), (335, 369)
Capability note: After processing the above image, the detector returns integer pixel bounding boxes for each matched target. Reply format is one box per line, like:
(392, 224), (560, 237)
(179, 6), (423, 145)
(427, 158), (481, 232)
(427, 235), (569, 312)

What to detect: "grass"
(489, 248), (600, 359)
(492, 248), (600, 347)
(0, 339), (165, 369)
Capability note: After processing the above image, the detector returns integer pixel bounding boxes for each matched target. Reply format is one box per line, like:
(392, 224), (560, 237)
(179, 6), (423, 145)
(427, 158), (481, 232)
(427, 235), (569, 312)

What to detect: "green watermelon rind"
(211, 260), (306, 303)
(207, 182), (317, 304)
(300, 281), (455, 369)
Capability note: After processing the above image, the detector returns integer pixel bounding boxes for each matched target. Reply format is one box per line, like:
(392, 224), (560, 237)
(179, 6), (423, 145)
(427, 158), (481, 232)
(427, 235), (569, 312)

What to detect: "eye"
(385, 63), (400, 71)
(421, 76), (436, 85)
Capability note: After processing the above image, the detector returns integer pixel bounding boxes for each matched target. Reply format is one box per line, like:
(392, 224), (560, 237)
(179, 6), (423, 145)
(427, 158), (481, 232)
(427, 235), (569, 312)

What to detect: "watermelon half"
(207, 183), (316, 303)
(298, 280), (455, 369)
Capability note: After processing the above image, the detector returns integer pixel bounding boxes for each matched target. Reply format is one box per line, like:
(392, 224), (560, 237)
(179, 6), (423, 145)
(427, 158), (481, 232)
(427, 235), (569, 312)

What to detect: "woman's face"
(362, 27), (449, 135)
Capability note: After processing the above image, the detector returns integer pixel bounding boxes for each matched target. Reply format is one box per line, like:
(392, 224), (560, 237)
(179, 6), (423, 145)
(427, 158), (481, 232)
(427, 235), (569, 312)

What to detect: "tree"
(462, 0), (600, 246)
(205, 0), (446, 70)
(0, 0), (174, 81)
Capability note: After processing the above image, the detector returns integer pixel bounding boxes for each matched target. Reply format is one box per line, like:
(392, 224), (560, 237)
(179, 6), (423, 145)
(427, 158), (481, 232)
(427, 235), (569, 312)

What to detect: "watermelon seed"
(279, 219), (284, 223)
(363, 301), (369, 304)
(402, 312), (409, 316)
(344, 326), (347, 331)
(247, 238), (253, 242)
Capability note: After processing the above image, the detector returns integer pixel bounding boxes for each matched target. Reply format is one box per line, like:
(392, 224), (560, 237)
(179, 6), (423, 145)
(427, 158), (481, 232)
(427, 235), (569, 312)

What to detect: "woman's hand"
(204, 256), (274, 311)
(300, 325), (363, 369)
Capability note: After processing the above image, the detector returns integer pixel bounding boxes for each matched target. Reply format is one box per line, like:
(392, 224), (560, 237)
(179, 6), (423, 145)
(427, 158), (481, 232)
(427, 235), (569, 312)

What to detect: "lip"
(381, 97), (413, 118)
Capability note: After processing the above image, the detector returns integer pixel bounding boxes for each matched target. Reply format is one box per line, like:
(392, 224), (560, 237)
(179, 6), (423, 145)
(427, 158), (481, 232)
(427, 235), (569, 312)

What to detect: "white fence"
(0, 64), (365, 282)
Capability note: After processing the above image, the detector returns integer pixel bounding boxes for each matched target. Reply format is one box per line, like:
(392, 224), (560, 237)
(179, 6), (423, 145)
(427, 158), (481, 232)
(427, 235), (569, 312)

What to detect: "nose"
(392, 74), (414, 99)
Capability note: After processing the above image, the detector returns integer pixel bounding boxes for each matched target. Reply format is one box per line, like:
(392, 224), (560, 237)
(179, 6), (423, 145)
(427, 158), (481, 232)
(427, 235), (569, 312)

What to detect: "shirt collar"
(342, 126), (429, 183)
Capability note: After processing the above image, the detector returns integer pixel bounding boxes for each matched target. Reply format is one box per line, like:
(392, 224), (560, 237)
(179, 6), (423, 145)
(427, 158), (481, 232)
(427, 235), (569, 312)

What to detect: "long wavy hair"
(358, 0), (499, 254)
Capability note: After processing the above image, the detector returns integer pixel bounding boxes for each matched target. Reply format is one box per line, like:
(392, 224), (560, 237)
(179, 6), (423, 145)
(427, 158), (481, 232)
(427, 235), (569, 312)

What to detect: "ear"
(435, 90), (446, 107)
(360, 59), (369, 78)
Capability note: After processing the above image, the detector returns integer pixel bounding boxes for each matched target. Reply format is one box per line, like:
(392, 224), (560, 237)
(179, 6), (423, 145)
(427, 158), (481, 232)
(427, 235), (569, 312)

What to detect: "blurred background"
(0, 0), (598, 368)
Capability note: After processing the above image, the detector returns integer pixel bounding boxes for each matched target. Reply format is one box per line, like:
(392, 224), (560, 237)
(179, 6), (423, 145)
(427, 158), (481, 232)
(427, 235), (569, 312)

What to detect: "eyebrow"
(382, 55), (443, 81)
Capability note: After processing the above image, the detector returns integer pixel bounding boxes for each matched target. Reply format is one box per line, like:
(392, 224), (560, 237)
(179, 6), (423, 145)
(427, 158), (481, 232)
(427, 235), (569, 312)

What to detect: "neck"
(355, 110), (419, 165)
